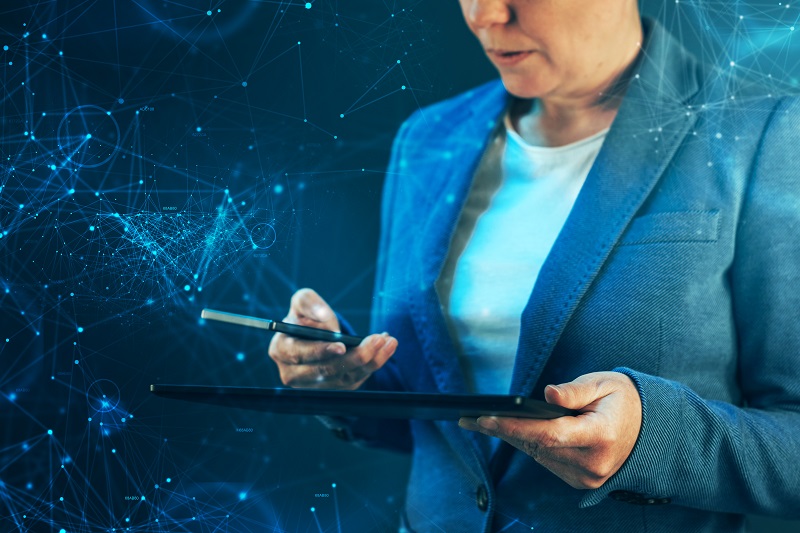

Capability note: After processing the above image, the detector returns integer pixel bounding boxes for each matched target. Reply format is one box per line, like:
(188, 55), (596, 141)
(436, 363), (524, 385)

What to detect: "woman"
(269, 0), (800, 531)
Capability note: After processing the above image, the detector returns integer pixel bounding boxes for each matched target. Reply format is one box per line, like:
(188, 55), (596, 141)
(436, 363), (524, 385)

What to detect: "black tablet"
(150, 384), (575, 420)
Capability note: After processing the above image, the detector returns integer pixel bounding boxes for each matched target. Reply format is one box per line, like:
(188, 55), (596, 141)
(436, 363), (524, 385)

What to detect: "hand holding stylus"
(268, 288), (398, 390)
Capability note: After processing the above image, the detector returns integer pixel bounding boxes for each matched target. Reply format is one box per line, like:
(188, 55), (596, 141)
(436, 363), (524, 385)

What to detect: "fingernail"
(372, 335), (386, 348)
(328, 343), (346, 355)
(478, 417), (498, 431)
(458, 418), (477, 430)
(312, 305), (330, 320)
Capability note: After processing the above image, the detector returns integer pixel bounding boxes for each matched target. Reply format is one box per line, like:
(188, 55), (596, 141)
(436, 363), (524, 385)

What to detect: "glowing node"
(236, 352), (245, 361)
(48, 429), (53, 435)
(305, 2), (312, 8)
(242, 81), (247, 87)
(184, 285), (190, 291)
(207, 10), (212, 15)
(239, 491), (247, 500)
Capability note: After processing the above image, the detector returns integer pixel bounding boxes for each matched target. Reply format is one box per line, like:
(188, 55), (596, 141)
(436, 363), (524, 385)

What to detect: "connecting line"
(299, 43), (307, 121)
(342, 88), (403, 116)
(311, 507), (324, 533)
(342, 61), (400, 115)
(332, 483), (342, 533)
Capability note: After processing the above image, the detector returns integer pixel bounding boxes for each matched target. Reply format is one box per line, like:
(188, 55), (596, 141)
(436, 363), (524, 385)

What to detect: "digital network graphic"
(1, 1), (799, 532)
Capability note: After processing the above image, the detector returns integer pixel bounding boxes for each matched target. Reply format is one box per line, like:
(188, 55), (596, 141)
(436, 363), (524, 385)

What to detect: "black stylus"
(200, 308), (364, 347)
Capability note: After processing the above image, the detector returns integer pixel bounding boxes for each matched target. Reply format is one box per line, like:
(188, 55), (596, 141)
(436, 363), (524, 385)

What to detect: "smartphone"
(200, 308), (364, 347)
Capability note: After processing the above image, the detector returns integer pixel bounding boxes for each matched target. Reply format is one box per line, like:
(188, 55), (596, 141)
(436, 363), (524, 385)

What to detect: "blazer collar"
(407, 17), (702, 470)
(510, 17), (702, 395)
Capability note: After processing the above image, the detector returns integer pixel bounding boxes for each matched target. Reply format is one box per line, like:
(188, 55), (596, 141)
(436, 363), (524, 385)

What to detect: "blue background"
(1, 1), (799, 531)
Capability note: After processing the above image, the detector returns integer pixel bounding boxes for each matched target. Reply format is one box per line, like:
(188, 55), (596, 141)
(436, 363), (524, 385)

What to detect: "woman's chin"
(498, 74), (556, 100)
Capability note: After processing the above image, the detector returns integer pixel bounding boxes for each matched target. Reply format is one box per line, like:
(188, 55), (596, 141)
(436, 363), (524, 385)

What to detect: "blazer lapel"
(407, 82), (511, 468)
(510, 19), (702, 396)
(409, 82), (511, 396)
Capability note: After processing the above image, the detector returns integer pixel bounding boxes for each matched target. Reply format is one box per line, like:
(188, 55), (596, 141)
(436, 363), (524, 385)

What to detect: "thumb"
(544, 374), (609, 410)
(291, 288), (337, 327)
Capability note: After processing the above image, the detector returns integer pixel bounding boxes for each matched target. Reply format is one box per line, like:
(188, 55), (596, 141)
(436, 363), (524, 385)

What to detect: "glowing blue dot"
(74, 359), (79, 364)
(207, 10), (212, 15)
(236, 352), (245, 361)
(274, 184), (284, 194)
(88, 417), (92, 421)
(68, 188), (75, 194)
(85, 133), (91, 139)
(89, 225), (95, 231)
(239, 491), (247, 500)
(305, 2), (312, 8)
(196, 127), (202, 132)
(154, 484), (159, 489)
(50, 164), (56, 170)
(339, 114), (344, 118)
(242, 81), (247, 87)
(118, 98), (124, 104)
(77, 326), (84, 332)
(166, 478), (171, 483)
(59, 51), (63, 56)
(2, 46), (7, 51)
(59, 496), (63, 501)
(331, 483), (336, 488)
(42, 34), (47, 39)
(397, 59), (401, 64)
(47, 429), (53, 435)
(310, 507), (315, 512)
(184, 285), (190, 291)
(60, 530), (65, 533)
(401, 85), (406, 90)
(111, 449), (116, 453)
(9, 393), (16, 401)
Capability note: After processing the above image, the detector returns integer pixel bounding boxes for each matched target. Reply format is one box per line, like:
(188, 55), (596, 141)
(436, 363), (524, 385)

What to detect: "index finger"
(468, 412), (603, 449)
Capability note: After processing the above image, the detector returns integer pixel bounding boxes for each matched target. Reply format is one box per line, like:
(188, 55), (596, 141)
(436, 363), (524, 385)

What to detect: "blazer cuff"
(580, 367), (683, 508)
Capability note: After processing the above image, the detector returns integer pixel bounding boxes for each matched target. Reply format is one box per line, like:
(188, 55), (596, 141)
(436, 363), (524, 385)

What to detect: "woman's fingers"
(289, 288), (339, 330)
(271, 333), (398, 390)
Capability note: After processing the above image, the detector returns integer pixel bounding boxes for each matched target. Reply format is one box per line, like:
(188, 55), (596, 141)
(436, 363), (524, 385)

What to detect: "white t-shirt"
(436, 111), (608, 395)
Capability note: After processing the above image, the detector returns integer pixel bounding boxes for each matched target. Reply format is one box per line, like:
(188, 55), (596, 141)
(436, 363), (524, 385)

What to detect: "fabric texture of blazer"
(326, 18), (800, 533)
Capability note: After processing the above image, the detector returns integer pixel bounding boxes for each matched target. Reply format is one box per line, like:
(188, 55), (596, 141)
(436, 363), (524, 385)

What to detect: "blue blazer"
(329, 18), (800, 532)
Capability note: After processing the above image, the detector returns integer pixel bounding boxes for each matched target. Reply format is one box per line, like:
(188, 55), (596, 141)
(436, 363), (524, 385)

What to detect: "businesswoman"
(269, 0), (800, 531)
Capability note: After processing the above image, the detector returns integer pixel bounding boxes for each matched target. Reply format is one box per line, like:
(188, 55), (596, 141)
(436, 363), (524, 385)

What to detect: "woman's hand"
(268, 288), (398, 390)
(459, 372), (642, 489)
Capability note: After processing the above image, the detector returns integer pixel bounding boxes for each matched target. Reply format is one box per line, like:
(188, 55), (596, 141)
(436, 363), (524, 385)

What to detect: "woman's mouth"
(487, 50), (535, 66)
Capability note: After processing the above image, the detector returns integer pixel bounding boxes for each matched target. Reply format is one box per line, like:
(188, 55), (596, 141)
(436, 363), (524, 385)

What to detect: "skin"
(272, 0), (645, 491)
(459, 0), (644, 146)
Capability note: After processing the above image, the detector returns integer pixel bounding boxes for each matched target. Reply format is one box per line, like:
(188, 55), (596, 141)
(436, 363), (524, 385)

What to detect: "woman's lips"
(487, 49), (536, 67)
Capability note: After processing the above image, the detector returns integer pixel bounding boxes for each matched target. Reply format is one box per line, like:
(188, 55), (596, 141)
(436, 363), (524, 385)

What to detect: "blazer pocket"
(619, 210), (720, 245)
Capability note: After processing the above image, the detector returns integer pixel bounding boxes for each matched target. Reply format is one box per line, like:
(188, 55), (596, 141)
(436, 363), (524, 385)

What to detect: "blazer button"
(476, 484), (489, 512)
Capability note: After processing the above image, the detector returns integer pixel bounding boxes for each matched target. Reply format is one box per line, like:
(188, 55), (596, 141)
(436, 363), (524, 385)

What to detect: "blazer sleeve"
(579, 96), (800, 518)
(314, 113), (422, 454)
